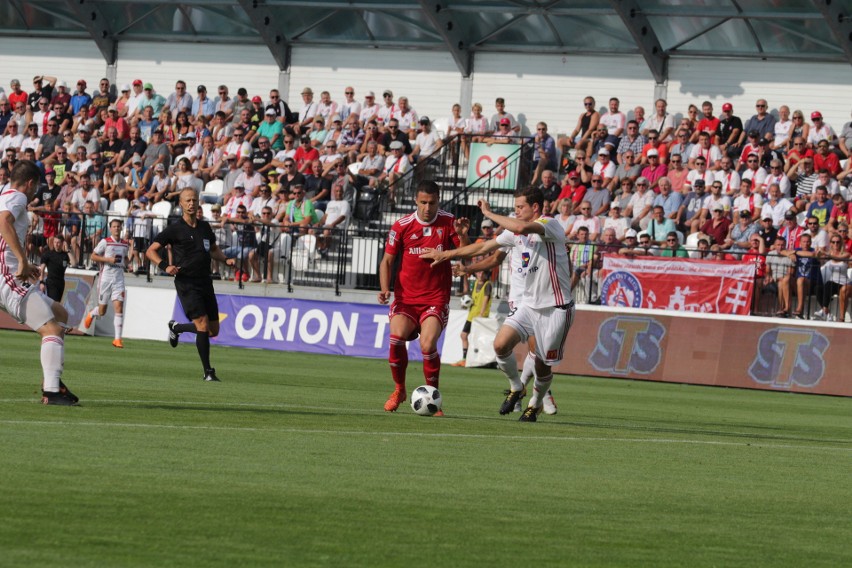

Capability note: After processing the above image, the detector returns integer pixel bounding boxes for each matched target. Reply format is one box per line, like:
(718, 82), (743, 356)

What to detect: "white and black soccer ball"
(410, 385), (442, 416)
(459, 295), (473, 309)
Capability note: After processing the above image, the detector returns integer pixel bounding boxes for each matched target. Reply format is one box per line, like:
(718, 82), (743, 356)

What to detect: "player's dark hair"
(109, 219), (122, 228)
(10, 160), (40, 186)
(416, 180), (440, 197)
(514, 186), (544, 209)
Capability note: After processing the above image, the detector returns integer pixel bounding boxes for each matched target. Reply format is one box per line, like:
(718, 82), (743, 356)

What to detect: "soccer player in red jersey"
(378, 180), (469, 413)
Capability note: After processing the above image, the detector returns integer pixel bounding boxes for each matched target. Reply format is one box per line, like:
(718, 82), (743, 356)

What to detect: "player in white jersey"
(452, 237), (559, 414)
(422, 187), (574, 421)
(84, 219), (129, 348)
(0, 161), (79, 405)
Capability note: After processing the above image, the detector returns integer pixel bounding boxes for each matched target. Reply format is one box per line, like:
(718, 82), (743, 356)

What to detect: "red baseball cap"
(568, 171), (579, 179)
(721, 103), (733, 112)
(132, 79), (143, 86)
(251, 96), (262, 103)
(811, 111), (823, 120)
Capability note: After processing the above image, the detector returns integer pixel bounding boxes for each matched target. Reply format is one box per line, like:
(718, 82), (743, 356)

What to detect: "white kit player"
(451, 226), (559, 414)
(84, 219), (129, 348)
(0, 161), (79, 405)
(422, 187), (574, 421)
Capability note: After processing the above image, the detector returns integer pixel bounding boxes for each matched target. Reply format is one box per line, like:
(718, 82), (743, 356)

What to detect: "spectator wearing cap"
(222, 183), (254, 219)
(308, 116), (328, 148)
(339, 86), (362, 126)
(592, 146), (616, 186)
(678, 176), (710, 234)
(165, 80), (193, 115)
(266, 89), (295, 126)
(50, 81), (71, 113)
(191, 84), (215, 124)
(69, 80), (91, 116)
(619, 228), (650, 256)
(142, 128), (171, 173)
(229, 88), (251, 126)
(297, 87), (319, 134)
(103, 106), (129, 140)
(616, 120), (646, 165)
(411, 116), (441, 163)
(489, 97), (519, 134)
(378, 140), (411, 206)
(725, 207), (759, 255)
(134, 83), (166, 119)
(716, 102), (744, 160)
(70, 124), (100, 157)
(700, 203), (732, 246)
(806, 110), (837, 150)
(625, 176), (656, 231)
(358, 91), (380, 128)
(640, 148), (667, 190)
(145, 162), (171, 202)
(377, 90), (396, 129)
(757, 211), (778, 245)
(485, 116), (514, 146)
(323, 114), (345, 148)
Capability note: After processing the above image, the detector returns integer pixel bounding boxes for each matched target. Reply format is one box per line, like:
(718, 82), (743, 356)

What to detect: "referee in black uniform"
(146, 188), (236, 382)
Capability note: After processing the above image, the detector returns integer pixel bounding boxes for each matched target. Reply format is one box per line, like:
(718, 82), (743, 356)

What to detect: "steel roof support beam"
(64, 0), (116, 65)
(235, 0), (291, 71)
(417, 1), (473, 77)
(607, 0), (667, 84)
(813, 0), (852, 67)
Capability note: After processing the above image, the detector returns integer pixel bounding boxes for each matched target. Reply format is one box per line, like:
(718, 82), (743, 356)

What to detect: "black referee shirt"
(153, 217), (217, 280)
(40, 250), (69, 282)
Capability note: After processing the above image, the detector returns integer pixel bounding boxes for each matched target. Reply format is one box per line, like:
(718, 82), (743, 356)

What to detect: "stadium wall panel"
(0, 38), (105, 87)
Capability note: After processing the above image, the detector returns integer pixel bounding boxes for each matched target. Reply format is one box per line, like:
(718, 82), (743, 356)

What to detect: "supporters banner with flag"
(598, 256), (756, 315)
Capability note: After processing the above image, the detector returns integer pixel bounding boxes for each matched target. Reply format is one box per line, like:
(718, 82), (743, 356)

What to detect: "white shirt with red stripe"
(0, 188), (29, 280)
(93, 236), (129, 279)
(495, 216), (571, 309)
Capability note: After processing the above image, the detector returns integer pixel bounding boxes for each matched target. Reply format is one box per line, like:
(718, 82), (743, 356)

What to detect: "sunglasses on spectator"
(808, 222), (819, 226)
(678, 133), (688, 138)
(591, 179), (602, 183)
(584, 102), (594, 106)
(345, 91), (354, 95)
(756, 104), (766, 108)
(831, 240), (842, 244)
(666, 238), (677, 243)
(270, 95), (279, 99)
(671, 159), (681, 163)
(580, 207), (591, 211)
(284, 139), (294, 143)
(636, 182), (647, 186)
(647, 136), (658, 141)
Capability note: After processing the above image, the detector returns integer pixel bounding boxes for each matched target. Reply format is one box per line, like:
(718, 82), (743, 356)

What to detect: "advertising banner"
(171, 294), (440, 361)
(0, 272), (95, 332)
(599, 255), (755, 315)
(466, 142), (520, 190)
(544, 309), (852, 397)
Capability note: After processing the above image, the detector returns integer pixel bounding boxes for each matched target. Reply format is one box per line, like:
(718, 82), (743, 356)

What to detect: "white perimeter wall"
(1, 38), (850, 138)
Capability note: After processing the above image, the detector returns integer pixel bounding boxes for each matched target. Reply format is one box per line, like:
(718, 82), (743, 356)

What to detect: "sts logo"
(748, 328), (829, 389)
(588, 316), (665, 375)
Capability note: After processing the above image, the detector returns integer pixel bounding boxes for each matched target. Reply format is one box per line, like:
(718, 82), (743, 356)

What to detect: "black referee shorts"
(174, 277), (219, 322)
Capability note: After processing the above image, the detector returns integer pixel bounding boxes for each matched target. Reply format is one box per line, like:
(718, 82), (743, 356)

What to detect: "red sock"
(422, 350), (440, 388)
(388, 335), (408, 391)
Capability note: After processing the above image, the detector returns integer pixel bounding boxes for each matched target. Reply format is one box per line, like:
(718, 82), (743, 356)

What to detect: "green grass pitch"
(1, 329), (851, 567)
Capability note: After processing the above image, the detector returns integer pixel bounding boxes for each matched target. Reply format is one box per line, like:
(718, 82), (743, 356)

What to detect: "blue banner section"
(172, 294), (435, 360)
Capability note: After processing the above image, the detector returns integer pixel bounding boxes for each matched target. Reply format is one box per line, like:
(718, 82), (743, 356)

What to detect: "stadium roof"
(3, 0), (851, 81)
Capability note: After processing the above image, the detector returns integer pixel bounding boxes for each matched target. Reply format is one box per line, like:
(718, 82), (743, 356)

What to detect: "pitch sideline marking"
(1, 417), (851, 454)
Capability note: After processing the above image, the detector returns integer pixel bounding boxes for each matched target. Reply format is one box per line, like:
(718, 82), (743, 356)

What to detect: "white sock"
(496, 352), (523, 392)
(529, 373), (553, 408)
(41, 335), (64, 392)
(88, 308), (100, 319)
(114, 313), (124, 340)
(520, 353), (536, 387)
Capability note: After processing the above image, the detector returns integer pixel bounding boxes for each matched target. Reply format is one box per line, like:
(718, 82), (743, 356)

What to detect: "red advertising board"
(599, 255), (755, 315)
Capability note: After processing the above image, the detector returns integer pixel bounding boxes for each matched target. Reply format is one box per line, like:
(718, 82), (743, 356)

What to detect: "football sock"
(174, 322), (198, 334)
(114, 313), (124, 340)
(40, 335), (64, 393)
(196, 331), (212, 372)
(496, 351), (523, 392)
(388, 334), (408, 390)
(529, 373), (554, 408)
(462, 348), (468, 358)
(88, 308), (100, 319)
(520, 352), (536, 387)
(422, 350), (440, 388)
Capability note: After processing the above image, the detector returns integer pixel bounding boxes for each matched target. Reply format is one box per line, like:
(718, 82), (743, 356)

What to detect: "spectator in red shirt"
(693, 101), (720, 144)
(813, 140), (841, 176)
(553, 170), (586, 214)
(293, 135), (319, 176)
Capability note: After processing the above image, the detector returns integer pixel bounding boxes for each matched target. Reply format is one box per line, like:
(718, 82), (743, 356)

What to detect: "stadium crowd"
(1, 75), (851, 319)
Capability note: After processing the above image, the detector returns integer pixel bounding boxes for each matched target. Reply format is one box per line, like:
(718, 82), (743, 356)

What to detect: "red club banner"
(598, 255), (756, 315)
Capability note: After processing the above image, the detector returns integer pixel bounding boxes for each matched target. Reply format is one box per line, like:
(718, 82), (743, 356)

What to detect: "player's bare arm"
(478, 199), (544, 236)
(377, 252), (395, 304)
(454, 250), (507, 276)
(420, 238), (500, 267)
(454, 217), (471, 246)
(0, 211), (38, 281)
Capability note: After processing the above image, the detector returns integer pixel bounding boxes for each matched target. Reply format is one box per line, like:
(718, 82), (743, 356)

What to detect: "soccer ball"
(410, 385), (442, 416)
(460, 295), (473, 309)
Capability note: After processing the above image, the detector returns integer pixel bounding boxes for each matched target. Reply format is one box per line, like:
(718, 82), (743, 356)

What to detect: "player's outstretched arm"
(420, 238), (500, 267)
(478, 199), (544, 236)
(457, 250), (507, 276)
